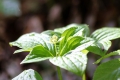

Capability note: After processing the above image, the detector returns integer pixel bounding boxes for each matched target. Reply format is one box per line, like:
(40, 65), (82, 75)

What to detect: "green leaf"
(59, 27), (77, 52)
(89, 28), (120, 56)
(59, 37), (94, 56)
(10, 32), (56, 55)
(91, 28), (120, 41)
(21, 45), (53, 64)
(54, 24), (90, 36)
(14, 49), (31, 54)
(87, 41), (111, 56)
(72, 24), (90, 37)
(10, 32), (43, 49)
(12, 69), (43, 80)
(73, 38), (94, 52)
(61, 27), (77, 38)
(59, 36), (84, 56)
(94, 50), (120, 64)
(58, 24), (90, 55)
(42, 30), (61, 38)
(93, 59), (120, 80)
(50, 51), (87, 76)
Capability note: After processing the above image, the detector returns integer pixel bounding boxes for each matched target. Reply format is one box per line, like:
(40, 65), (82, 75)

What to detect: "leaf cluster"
(10, 24), (120, 80)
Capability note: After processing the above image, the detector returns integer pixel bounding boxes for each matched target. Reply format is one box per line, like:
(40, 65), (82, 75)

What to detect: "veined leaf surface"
(91, 28), (120, 41)
(89, 28), (120, 56)
(12, 69), (43, 80)
(50, 51), (87, 76)
(59, 36), (84, 56)
(58, 24), (90, 56)
(21, 45), (53, 64)
(93, 59), (120, 80)
(54, 24), (89, 36)
(10, 32), (56, 55)
(73, 38), (94, 52)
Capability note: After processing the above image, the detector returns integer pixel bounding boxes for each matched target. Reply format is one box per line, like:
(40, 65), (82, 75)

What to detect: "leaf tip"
(20, 60), (25, 64)
(13, 51), (19, 54)
(13, 52), (16, 54)
(20, 59), (29, 64)
(9, 42), (13, 47)
(20, 62), (24, 64)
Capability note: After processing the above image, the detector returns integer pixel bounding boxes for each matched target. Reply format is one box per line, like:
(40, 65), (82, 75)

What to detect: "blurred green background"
(0, 0), (120, 80)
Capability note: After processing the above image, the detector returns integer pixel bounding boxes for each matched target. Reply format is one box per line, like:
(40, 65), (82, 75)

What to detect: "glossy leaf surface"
(58, 24), (90, 56)
(59, 36), (84, 56)
(89, 28), (120, 56)
(21, 45), (53, 64)
(73, 38), (94, 52)
(10, 32), (56, 55)
(50, 51), (87, 76)
(54, 24), (89, 36)
(12, 69), (43, 80)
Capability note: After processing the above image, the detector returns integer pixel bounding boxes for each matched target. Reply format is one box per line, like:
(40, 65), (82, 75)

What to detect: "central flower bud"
(50, 35), (58, 44)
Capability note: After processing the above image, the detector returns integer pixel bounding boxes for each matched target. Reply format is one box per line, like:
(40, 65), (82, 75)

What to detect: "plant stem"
(57, 66), (63, 80)
(82, 73), (86, 80)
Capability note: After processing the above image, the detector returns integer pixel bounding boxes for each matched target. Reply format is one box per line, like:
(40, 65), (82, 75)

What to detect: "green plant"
(10, 24), (120, 80)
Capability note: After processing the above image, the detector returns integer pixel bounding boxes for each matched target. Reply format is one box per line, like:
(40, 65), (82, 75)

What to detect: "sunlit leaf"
(58, 24), (90, 56)
(12, 69), (43, 80)
(21, 45), (53, 64)
(73, 38), (94, 53)
(87, 40), (111, 56)
(50, 51), (87, 76)
(14, 49), (31, 54)
(10, 32), (43, 49)
(89, 28), (120, 56)
(59, 27), (77, 51)
(10, 32), (56, 55)
(54, 24), (89, 36)
(91, 28), (120, 41)
(59, 36), (84, 56)
(42, 30), (61, 38)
